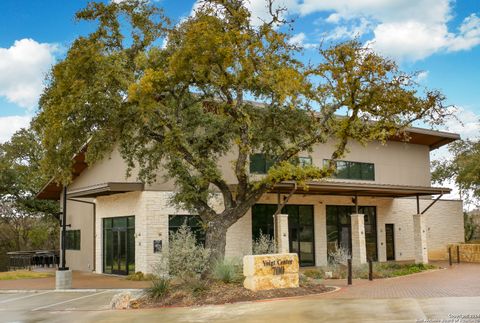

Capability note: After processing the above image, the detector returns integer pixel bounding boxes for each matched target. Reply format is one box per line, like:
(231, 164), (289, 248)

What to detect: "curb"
(0, 288), (144, 294)
(145, 285), (342, 309)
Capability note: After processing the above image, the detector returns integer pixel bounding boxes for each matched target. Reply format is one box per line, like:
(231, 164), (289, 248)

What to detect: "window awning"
(66, 182), (145, 198)
(268, 181), (450, 198)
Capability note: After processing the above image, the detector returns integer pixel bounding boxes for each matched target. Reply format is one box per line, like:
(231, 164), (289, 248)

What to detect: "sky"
(0, 0), (479, 148)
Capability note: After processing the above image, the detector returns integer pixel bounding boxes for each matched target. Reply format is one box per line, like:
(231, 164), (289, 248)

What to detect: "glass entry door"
(287, 205), (315, 266)
(252, 204), (315, 266)
(103, 216), (135, 275)
(326, 206), (378, 261)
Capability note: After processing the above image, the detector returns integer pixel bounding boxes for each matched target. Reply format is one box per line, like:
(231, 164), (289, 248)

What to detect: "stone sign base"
(243, 253), (299, 291)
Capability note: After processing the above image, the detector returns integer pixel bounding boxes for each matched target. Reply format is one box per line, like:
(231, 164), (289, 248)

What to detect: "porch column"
(350, 214), (367, 265)
(413, 214), (428, 264)
(274, 214), (289, 254)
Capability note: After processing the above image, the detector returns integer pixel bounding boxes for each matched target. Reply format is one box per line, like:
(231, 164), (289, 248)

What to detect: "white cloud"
(0, 115), (32, 143)
(0, 39), (58, 110)
(287, 32), (318, 49)
(191, 0), (299, 27)
(443, 107), (480, 140)
(324, 17), (370, 41)
(416, 71), (429, 82)
(221, 0), (479, 62)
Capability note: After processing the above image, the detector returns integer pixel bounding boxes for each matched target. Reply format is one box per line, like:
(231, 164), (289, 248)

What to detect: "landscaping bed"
(0, 270), (54, 280)
(303, 262), (438, 280)
(140, 277), (334, 307)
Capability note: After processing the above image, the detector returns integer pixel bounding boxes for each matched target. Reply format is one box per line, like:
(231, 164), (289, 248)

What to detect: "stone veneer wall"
(93, 191), (464, 274)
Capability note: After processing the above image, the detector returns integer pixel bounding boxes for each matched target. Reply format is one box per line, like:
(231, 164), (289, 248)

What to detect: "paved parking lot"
(0, 290), (127, 322)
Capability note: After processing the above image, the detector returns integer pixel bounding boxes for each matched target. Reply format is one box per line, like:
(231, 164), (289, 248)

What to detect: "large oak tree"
(35, 0), (450, 263)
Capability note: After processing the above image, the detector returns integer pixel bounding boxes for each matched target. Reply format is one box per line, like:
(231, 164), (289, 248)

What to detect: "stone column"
(274, 214), (289, 254)
(413, 213), (428, 264)
(350, 214), (367, 266)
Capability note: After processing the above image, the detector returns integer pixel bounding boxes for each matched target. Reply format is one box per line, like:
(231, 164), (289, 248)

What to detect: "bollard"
(368, 258), (373, 281)
(448, 246), (452, 266)
(347, 258), (352, 285)
(457, 245), (460, 264)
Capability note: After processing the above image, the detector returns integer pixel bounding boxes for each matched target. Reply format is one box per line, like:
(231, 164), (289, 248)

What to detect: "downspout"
(60, 186), (68, 270)
(68, 198), (96, 272)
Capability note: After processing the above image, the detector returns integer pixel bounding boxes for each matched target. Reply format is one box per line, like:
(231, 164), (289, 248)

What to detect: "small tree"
(35, 0), (450, 266)
(432, 139), (480, 207)
(166, 224), (210, 280)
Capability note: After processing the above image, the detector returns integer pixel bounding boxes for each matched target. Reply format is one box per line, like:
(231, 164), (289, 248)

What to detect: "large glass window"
(65, 230), (80, 250)
(249, 153), (275, 174)
(103, 216), (135, 275)
(168, 215), (205, 245)
(324, 160), (375, 181)
(326, 206), (378, 261)
(252, 204), (315, 266)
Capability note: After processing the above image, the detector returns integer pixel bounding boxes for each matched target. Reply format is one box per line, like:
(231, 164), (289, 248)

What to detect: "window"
(324, 160), (375, 181)
(249, 153), (274, 174)
(65, 230), (80, 250)
(169, 215), (205, 245)
(298, 156), (312, 167)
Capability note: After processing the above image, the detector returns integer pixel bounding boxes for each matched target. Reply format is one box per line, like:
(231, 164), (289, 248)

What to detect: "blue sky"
(0, 0), (479, 145)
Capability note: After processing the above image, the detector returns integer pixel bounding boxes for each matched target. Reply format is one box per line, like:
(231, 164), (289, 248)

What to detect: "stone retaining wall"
(447, 243), (480, 263)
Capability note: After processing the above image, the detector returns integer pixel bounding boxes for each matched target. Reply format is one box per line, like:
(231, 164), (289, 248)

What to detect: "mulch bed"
(141, 280), (335, 307)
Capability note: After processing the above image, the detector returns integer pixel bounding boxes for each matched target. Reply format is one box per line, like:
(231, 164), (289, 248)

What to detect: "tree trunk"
(204, 220), (229, 266)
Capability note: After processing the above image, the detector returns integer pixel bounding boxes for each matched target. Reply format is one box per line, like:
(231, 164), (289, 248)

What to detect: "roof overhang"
(269, 181), (450, 198)
(67, 182), (145, 199)
(389, 127), (460, 151)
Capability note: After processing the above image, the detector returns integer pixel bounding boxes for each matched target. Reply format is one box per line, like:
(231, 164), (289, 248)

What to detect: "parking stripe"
(31, 290), (111, 311)
(0, 291), (52, 305)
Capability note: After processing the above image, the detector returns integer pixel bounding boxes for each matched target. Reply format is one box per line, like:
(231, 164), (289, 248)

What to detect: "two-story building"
(37, 127), (464, 275)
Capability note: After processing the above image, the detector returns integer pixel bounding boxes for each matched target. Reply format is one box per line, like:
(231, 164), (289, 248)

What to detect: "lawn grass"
(0, 270), (54, 280)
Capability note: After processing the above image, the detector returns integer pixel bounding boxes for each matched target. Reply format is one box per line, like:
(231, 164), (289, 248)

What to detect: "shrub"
(328, 244), (350, 266)
(212, 258), (242, 283)
(184, 277), (209, 296)
(146, 278), (170, 300)
(303, 269), (323, 280)
(127, 271), (156, 281)
(167, 224), (211, 280)
(252, 231), (276, 255)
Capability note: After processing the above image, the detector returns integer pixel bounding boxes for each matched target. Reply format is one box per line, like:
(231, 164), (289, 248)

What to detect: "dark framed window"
(65, 230), (80, 250)
(103, 216), (135, 275)
(298, 156), (312, 167)
(249, 153), (274, 174)
(326, 205), (378, 261)
(324, 160), (375, 181)
(169, 215), (205, 245)
(252, 204), (315, 266)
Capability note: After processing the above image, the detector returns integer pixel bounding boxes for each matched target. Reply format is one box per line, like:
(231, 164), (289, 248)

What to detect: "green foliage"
(34, 0), (451, 263)
(464, 212), (479, 241)
(252, 231), (276, 255)
(320, 262), (435, 279)
(126, 271), (156, 281)
(212, 258), (242, 283)
(167, 224), (210, 279)
(146, 277), (170, 300)
(302, 269), (323, 280)
(432, 139), (480, 205)
(0, 128), (59, 257)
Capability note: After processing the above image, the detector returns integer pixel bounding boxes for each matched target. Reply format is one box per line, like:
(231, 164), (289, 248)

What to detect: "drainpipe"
(59, 186), (68, 270)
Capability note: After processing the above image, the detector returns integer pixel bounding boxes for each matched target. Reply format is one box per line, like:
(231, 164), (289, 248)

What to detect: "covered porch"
(254, 181), (451, 266)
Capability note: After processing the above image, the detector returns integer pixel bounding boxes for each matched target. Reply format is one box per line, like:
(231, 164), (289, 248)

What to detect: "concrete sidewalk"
(0, 270), (150, 290)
